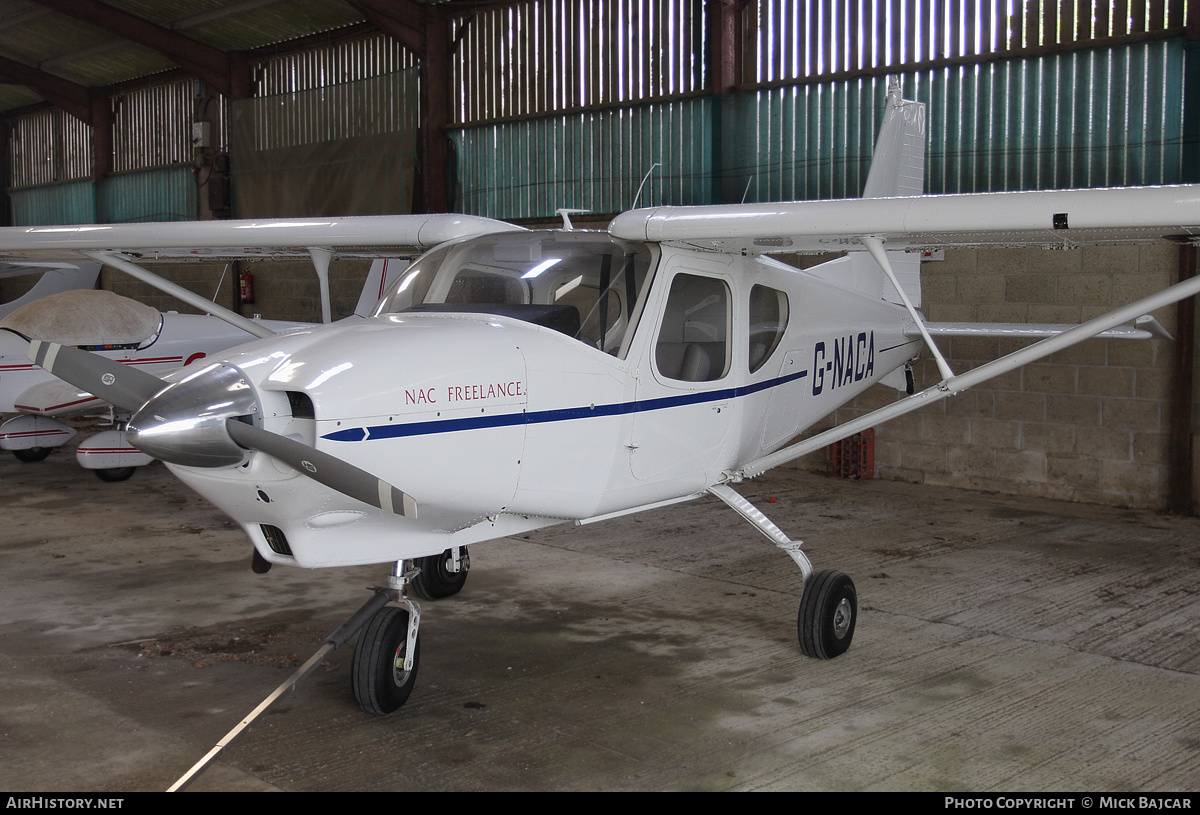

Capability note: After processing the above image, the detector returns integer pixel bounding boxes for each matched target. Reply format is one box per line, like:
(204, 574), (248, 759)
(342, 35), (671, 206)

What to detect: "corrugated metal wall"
(112, 80), (201, 173)
(8, 108), (92, 188)
(454, 98), (714, 217)
(455, 38), (1192, 218)
(255, 32), (416, 96)
(747, 0), (1190, 83)
(98, 166), (197, 222)
(244, 67), (417, 152)
(733, 38), (1188, 203)
(3, 2), (1195, 224)
(452, 0), (707, 124)
(5, 33), (414, 226)
(8, 180), (94, 225)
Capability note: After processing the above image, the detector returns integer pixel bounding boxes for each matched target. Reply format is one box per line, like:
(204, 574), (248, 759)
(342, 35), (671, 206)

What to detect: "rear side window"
(655, 273), (730, 382)
(749, 285), (789, 373)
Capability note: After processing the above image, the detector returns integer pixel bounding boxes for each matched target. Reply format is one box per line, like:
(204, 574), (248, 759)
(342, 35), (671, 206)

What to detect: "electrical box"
(191, 122), (211, 148)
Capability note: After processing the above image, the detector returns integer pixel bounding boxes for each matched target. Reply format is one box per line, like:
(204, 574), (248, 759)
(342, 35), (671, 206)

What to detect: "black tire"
(798, 569), (857, 659)
(351, 606), (420, 714)
(94, 467), (136, 482)
(13, 447), (51, 463)
(410, 547), (470, 600)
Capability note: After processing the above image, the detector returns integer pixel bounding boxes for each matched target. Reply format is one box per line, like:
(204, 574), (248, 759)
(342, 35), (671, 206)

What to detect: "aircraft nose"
(126, 363), (259, 467)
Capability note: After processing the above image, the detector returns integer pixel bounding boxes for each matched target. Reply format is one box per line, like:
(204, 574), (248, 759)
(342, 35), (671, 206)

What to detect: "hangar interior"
(0, 0), (1196, 515)
(2, 1), (1200, 794)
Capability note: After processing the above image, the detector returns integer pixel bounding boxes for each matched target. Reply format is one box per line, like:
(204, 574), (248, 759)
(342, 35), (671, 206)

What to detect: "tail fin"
(354, 258), (410, 317)
(808, 83), (927, 306)
(859, 82), (926, 306)
(861, 82), (926, 200)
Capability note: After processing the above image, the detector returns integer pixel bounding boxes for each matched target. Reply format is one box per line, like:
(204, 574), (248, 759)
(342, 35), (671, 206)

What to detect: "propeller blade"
(27, 340), (166, 413)
(225, 419), (418, 518)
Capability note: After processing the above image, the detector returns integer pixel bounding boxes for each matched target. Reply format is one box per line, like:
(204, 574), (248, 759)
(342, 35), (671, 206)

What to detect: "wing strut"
(862, 236), (954, 381)
(735, 271), (1200, 480)
(308, 246), (333, 323)
(84, 251), (276, 340)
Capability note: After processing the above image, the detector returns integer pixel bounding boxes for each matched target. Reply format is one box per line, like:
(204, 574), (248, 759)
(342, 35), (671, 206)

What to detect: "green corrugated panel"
(97, 166), (196, 223)
(452, 39), (1188, 219)
(8, 181), (96, 226)
(914, 39), (1185, 193)
(452, 97), (715, 219)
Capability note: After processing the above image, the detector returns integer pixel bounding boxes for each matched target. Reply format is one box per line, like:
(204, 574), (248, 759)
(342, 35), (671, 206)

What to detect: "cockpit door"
(629, 267), (735, 485)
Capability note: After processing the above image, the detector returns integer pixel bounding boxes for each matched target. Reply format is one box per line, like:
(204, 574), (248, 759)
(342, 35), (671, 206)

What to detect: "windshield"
(376, 231), (655, 358)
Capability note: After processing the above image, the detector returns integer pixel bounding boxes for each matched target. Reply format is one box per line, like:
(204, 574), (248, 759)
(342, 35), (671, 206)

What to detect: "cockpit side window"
(376, 232), (655, 359)
(654, 273), (731, 383)
(748, 284), (789, 373)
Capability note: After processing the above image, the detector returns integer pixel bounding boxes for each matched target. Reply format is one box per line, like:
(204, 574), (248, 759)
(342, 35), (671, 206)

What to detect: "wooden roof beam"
(32, 0), (251, 98)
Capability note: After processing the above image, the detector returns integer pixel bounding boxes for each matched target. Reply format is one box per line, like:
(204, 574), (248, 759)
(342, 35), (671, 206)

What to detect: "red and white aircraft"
(3, 85), (1198, 714)
(0, 258), (408, 479)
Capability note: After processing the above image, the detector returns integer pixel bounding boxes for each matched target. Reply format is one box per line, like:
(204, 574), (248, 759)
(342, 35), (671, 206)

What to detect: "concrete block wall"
(794, 244), (1195, 511)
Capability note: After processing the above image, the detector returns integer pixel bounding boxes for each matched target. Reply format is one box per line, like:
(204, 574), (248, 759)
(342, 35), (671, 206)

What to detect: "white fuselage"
(165, 235), (920, 569)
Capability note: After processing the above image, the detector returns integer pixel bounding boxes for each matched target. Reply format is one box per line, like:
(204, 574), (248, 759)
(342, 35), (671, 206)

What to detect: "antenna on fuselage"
(740, 177), (754, 204)
(631, 163), (662, 210)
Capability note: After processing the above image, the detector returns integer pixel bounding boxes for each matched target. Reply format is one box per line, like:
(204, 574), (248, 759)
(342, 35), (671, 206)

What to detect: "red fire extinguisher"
(239, 270), (255, 305)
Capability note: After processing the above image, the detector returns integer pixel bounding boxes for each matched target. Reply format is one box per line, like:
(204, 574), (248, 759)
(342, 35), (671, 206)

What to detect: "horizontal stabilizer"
(13, 379), (100, 416)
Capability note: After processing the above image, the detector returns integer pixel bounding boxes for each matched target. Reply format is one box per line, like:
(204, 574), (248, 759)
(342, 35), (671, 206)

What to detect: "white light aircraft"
(3, 85), (1199, 715)
(0, 258), (406, 480)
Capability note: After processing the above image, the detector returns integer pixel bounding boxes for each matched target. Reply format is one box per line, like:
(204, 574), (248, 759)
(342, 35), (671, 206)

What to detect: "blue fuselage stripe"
(321, 369), (811, 443)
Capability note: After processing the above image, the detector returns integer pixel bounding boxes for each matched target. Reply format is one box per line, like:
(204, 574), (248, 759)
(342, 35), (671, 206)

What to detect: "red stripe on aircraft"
(0, 429), (70, 439)
(15, 395), (101, 412)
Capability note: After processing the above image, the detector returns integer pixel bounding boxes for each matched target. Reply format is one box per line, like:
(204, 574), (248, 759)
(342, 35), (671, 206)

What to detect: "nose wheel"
(350, 560), (423, 714)
(798, 569), (857, 659)
(351, 604), (421, 714)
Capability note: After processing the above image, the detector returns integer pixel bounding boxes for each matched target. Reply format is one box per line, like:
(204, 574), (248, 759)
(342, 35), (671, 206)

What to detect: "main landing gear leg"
(708, 484), (857, 659)
(411, 546), (470, 600)
(351, 560), (423, 714)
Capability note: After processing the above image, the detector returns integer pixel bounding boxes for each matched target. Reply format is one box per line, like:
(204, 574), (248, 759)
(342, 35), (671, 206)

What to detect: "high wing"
(0, 214), (523, 335)
(607, 185), (1200, 253)
(0, 214), (523, 260)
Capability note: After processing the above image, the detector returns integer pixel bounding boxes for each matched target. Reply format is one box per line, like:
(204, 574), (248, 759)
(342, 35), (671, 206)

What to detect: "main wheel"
(410, 547), (470, 600)
(13, 447), (51, 463)
(94, 467), (136, 482)
(351, 605), (420, 714)
(798, 569), (857, 659)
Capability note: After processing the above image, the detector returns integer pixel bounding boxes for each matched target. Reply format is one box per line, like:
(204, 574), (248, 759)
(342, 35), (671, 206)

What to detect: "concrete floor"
(2, 450), (1199, 792)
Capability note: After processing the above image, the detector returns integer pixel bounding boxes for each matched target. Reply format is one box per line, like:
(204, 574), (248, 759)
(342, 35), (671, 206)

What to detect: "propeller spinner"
(26, 340), (417, 518)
